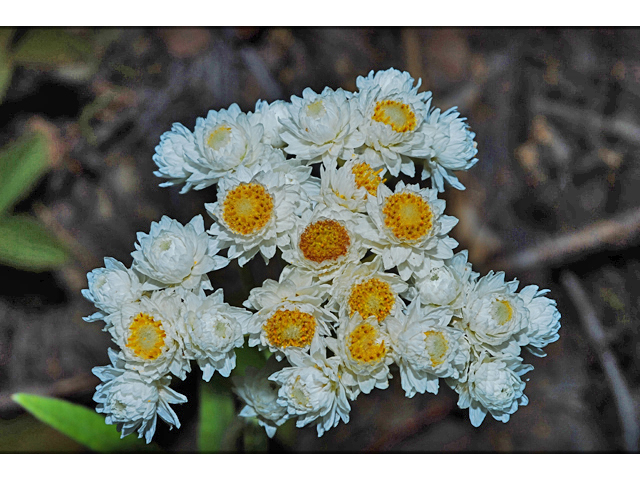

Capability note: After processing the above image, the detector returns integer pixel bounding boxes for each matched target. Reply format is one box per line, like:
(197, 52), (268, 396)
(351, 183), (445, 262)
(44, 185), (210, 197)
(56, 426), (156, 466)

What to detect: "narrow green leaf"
(198, 377), (237, 452)
(12, 28), (93, 67)
(0, 28), (14, 50)
(0, 28), (14, 101)
(0, 215), (68, 271)
(11, 393), (157, 452)
(234, 345), (267, 377)
(0, 132), (50, 215)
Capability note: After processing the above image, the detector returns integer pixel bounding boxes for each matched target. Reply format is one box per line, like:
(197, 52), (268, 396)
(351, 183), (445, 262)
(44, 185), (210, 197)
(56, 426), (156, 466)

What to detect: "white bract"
(269, 349), (351, 437)
(131, 215), (228, 291)
(93, 349), (187, 443)
(518, 285), (561, 357)
(181, 290), (250, 380)
(152, 122), (200, 193)
(280, 87), (364, 165)
(250, 99), (289, 149)
(82, 257), (144, 324)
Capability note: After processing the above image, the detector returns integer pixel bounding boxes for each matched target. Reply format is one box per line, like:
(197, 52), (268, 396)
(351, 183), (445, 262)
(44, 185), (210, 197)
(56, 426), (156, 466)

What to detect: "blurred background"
(0, 27), (639, 452)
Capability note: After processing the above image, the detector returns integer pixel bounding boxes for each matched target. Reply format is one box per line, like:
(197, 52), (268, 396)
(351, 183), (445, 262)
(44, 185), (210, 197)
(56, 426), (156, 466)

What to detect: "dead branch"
(492, 206), (640, 273)
(560, 271), (639, 452)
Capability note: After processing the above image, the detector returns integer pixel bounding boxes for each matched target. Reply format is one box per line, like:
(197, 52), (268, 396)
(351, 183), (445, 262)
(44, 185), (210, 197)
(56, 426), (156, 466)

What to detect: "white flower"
(365, 181), (458, 281)
(325, 313), (393, 398)
(187, 103), (267, 189)
(279, 87), (364, 165)
(420, 106), (478, 192)
(354, 68), (432, 177)
(249, 99), (289, 149)
(518, 285), (561, 357)
(82, 257), (144, 325)
(413, 250), (479, 312)
(152, 122), (200, 193)
(181, 289), (250, 380)
(232, 358), (289, 438)
(280, 204), (370, 282)
(269, 349), (351, 437)
(131, 215), (228, 291)
(386, 301), (468, 397)
(205, 163), (306, 267)
(326, 255), (409, 324)
(107, 289), (191, 380)
(93, 349), (187, 443)
(314, 157), (386, 214)
(451, 351), (532, 427)
(462, 271), (530, 356)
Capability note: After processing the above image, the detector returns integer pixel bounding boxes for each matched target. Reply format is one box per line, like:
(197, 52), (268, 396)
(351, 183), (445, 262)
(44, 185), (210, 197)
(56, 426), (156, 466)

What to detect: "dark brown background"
(1, 27), (639, 452)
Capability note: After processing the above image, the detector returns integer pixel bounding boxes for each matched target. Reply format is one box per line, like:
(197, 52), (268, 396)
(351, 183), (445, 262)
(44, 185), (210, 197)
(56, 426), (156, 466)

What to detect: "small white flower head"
(152, 122), (200, 193)
(93, 349), (187, 443)
(206, 164), (306, 267)
(413, 250), (479, 312)
(269, 349), (351, 437)
(518, 285), (561, 357)
(420, 106), (479, 192)
(188, 103), (266, 189)
(249, 99), (290, 149)
(314, 157), (386, 213)
(181, 289), (250, 381)
(281, 204), (370, 282)
(279, 86), (365, 165)
(233, 357), (289, 438)
(326, 313), (393, 398)
(462, 271), (530, 356)
(82, 257), (144, 324)
(107, 289), (191, 380)
(355, 68), (432, 177)
(451, 351), (533, 427)
(131, 215), (229, 291)
(386, 301), (468, 397)
(365, 181), (459, 281)
(245, 301), (334, 362)
(326, 255), (409, 324)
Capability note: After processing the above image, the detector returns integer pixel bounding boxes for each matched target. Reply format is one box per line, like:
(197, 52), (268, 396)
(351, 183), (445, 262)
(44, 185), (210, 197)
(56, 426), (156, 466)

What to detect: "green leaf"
(0, 28), (14, 100)
(12, 28), (93, 68)
(0, 132), (50, 215)
(11, 393), (158, 452)
(0, 215), (68, 271)
(234, 345), (268, 377)
(198, 377), (237, 452)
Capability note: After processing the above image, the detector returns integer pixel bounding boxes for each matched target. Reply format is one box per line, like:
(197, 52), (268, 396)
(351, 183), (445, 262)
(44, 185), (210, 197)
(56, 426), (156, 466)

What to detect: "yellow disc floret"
(126, 312), (166, 361)
(299, 219), (350, 263)
(348, 278), (395, 322)
(263, 309), (316, 349)
(207, 125), (232, 150)
(223, 183), (274, 235)
(372, 100), (417, 133)
(493, 299), (514, 326)
(306, 100), (326, 118)
(424, 331), (449, 367)
(352, 162), (384, 195)
(348, 323), (387, 363)
(382, 191), (433, 241)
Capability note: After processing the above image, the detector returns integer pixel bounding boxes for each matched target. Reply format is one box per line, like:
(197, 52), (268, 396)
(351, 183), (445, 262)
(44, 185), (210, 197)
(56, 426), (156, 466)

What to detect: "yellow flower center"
(222, 183), (274, 235)
(372, 100), (417, 133)
(348, 323), (387, 363)
(424, 331), (449, 367)
(382, 191), (433, 241)
(263, 309), (316, 349)
(494, 299), (514, 326)
(306, 100), (326, 118)
(126, 312), (166, 361)
(299, 219), (350, 264)
(207, 125), (232, 150)
(348, 278), (395, 322)
(351, 162), (384, 195)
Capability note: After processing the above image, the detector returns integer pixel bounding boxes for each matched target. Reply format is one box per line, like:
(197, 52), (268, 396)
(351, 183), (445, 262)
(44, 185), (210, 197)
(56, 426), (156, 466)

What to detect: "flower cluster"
(84, 68), (560, 443)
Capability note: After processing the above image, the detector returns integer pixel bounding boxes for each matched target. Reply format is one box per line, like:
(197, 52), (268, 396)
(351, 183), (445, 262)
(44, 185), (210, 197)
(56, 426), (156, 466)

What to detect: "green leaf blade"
(0, 215), (68, 271)
(198, 377), (237, 453)
(0, 132), (50, 215)
(11, 393), (157, 452)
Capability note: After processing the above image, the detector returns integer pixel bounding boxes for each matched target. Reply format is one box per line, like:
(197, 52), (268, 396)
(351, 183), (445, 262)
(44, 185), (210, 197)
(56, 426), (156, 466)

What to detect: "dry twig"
(560, 271), (639, 452)
(492, 206), (640, 273)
